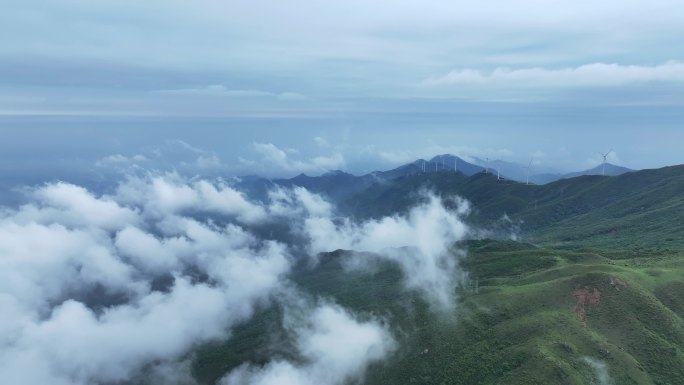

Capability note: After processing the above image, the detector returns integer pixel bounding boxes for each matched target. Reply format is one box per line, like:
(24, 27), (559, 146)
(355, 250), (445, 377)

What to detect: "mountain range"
(233, 154), (635, 203)
(201, 160), (684, 385)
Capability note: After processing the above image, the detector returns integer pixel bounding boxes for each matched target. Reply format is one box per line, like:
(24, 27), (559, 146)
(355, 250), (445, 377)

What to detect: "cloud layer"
(1, 173), (473, 384)
(0, 177), (290, 385)
(425, 61), (684, 88)
(294, 192), (471, 310)
(222, 302), (394, 385)
(3, 0), (684, 116)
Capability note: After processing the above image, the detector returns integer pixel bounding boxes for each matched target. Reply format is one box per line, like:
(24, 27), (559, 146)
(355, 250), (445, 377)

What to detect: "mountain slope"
(250, 155), (486, 202)
(344, 165), (684, 248)
(532, 163), (634, 184)
(190, 240), (684, 385)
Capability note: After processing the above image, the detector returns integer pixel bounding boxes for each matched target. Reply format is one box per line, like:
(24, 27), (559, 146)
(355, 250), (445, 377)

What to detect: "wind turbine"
(422, 159), (426, 172)
(497, 167), (501, 180)
(524, 158), (533, 185)
(599, 149), (613, 176)
(454, 157), (458, 173)
(485, 157), (490, 174)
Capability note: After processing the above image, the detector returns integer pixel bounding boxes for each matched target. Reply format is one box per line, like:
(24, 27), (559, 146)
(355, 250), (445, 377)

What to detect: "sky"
(1, 0), (684, 179)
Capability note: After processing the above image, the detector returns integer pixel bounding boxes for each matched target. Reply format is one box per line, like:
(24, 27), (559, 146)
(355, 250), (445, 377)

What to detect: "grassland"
(187, 240), (684, 385)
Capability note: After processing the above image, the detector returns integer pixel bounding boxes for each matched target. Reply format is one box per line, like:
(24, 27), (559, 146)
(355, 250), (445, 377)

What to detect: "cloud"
(156, 85), (307, 101)
(114, 174), (267, 224)
(314, 136), (330, 148)
(96, 154), (148, 168)
(0, 177), (291, 385)
(253, 142), (346, 176)
(582, 357), (613, 385)
(425, 61), (684, 88)
(181, 155), (226, 171)
(296, 193), (471, 310)
(0, 170), (476, 384)
(221, 302), (394, 385)
(5, 0), (684, 115)
(15, 182), (140, 231)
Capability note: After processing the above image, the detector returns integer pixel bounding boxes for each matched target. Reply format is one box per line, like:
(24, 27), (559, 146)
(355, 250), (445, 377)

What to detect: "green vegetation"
(344, 165), (684, 249)
(189, 165), (684, 384)
(189, 240), (684, 385)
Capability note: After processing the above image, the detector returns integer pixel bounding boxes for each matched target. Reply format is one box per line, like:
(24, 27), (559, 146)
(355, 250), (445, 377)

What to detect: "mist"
(0, 172), (475, 384)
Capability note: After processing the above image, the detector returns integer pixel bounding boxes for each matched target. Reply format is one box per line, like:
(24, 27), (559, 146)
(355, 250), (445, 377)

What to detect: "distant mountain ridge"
(531, 163), (634, 184)
(230, 154), (635, 202)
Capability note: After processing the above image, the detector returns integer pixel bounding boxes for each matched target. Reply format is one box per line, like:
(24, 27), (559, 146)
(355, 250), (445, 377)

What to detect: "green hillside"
(343, 165), (684, 248)
(184, 165), (684, 385)
(189, 241), (684, 385)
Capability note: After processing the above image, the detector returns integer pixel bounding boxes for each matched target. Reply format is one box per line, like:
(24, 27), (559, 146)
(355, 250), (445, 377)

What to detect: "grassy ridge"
(188, 241), (684, 385)
(186, 165), (684, 384)
(344, 165), (684, 248)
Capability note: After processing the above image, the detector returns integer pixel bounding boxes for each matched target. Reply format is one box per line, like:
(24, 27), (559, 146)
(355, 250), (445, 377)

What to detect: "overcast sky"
(2, 0), (684, 178)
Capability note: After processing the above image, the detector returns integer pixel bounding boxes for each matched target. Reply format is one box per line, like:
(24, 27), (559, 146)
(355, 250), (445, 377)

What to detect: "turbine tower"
(524, 158), (533, 185)
(454, 157), (458, 173)
(600, 149), (613, 176)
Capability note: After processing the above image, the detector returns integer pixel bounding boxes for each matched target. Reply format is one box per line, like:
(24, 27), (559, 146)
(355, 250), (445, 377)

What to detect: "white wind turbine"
(600, 149), (613, 176)
(524, 158), (533, 185)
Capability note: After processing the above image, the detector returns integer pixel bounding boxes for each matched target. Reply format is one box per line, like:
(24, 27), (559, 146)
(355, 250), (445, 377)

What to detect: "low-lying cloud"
(299, 193), (471, 311)
(0, 173), (472, 384)
(0, 177), (289, 385)
(222, 301), (394, 385)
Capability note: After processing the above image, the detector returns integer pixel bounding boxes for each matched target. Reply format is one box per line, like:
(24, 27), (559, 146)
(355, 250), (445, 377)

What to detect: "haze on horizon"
(2, 0), (684, 179)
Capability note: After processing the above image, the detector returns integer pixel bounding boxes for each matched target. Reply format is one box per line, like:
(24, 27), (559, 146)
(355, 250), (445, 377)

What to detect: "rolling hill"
(343, 164), (684, 248)
(180, 163), (684, 385)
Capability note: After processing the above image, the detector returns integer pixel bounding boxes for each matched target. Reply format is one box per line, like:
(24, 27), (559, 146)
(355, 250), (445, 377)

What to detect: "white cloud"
(15, 182), (140, 231)
(314, 136), (330, 148)
(221, 302), (394, 385)
(181, 155), (226, 171)
(582, 357), (613, 385)
(0, 172), (475, 385)
(0, 177), (292, 385)
(95, 154), (148, 168)
(156, 85), (307, 101)
(425, 61), (684, 88)
(253, 142), (346, 176)
(114, 175), (267, 224)
(299, 193), (471, 310)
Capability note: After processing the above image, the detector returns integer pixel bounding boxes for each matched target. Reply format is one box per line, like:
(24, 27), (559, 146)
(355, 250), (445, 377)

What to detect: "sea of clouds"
(0, 172), (472, 385)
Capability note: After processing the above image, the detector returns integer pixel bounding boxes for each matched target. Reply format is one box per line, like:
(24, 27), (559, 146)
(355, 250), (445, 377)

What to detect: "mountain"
(234, 154), (486, 202)
(424, 154), (485, 176)
(471, 157), (532, 182)
(232, 156), (634, 208)
(344, 164), (684, 248)
(273, 170), (380, 201)
(193, 162), (684, 385)
(532, 163), (634, 184)
(193, 240), (684, 385)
